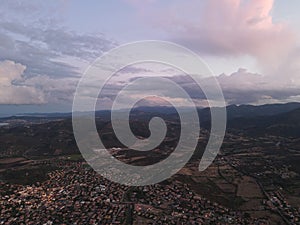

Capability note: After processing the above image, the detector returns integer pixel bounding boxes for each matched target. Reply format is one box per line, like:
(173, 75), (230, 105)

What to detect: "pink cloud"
(127, 0), (296, 71)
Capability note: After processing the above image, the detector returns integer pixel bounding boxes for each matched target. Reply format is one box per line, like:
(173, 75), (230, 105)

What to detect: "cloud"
(0, 21), (115, 78)
(166, 68), (300, 105)
(0, 1), (116, 106)
(0, 1), (298, 109)
(123, 0), (300, 106)
(0, 60), (45, 104)
(127, 0), (296, 71)
(105, 65), (300, 106)
(22, 75), (78, 104)
(0, 60), (80, 105)
(215, 69), (300, 104)
(0, 0), (67, 26)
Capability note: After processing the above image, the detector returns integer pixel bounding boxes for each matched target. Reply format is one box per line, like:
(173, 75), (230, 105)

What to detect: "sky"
(0, 0), (300, 116)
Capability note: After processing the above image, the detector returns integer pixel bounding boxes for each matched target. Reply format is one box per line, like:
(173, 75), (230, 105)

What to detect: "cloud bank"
(0, 60), (44, 104)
